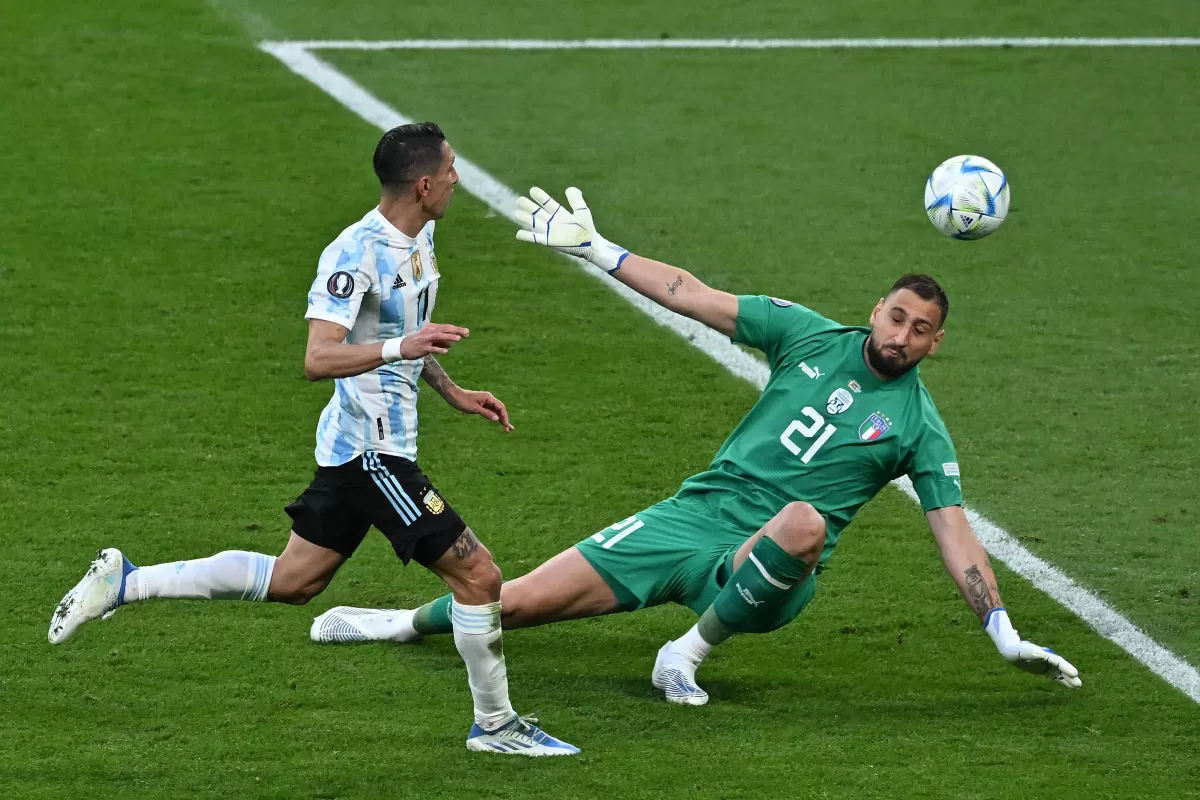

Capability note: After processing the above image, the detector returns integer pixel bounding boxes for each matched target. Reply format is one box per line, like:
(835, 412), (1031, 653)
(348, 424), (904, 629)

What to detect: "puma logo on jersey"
(799, 362), (822, 379)
(737, 583), (764, 606)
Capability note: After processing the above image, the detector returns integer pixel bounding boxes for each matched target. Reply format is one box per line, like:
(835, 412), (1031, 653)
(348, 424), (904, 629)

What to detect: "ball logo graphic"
(327, 271), (355, 299)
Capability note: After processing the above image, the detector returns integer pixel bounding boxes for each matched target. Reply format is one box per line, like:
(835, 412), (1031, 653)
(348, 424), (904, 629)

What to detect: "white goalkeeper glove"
(514, 187), (630, 274)
(985, 608), (1082, 688)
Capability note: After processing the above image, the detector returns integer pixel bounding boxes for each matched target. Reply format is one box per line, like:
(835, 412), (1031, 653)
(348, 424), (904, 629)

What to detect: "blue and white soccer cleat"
(651, 640), (710, 706)
(465, 714), (580, 756)
(48, 548), (136, 644)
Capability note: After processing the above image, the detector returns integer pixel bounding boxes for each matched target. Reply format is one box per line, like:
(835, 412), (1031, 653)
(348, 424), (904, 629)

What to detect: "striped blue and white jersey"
(305, 207), (440, 467)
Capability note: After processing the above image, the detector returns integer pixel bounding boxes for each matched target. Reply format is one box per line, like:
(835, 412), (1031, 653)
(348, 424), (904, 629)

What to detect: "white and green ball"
(924, 155), (1010, 240)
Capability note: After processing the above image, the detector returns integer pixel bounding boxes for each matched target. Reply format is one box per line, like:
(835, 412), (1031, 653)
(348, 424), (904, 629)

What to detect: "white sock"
(674, 624), (714, 666)
(451, 599), (515, 730)
(122, 551), (275, 604)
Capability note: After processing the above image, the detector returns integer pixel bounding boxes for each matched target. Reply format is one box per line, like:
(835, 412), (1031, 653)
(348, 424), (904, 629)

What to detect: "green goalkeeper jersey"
(673, 295), (962, 565)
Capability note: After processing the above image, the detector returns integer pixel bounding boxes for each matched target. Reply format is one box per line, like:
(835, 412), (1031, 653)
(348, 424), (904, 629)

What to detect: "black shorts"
(285, 452), (466, 566)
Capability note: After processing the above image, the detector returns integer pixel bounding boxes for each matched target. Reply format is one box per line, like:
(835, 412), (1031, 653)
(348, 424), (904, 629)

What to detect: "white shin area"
(124, 551), (275, 604)
(451, 598), (515, 730)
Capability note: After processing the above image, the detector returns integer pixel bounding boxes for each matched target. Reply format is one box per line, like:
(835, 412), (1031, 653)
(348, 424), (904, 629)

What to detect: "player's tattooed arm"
(964, 565), (997, 617)
(421, 355), (458, 399)
(927, 505), (1002, 621)
(420, 356), (514, 431)
(667, 275), (684, 296)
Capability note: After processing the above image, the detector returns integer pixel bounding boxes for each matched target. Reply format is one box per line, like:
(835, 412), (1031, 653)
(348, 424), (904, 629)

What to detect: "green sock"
(413, 593), (453, 635)
(704, 537), (813, 645)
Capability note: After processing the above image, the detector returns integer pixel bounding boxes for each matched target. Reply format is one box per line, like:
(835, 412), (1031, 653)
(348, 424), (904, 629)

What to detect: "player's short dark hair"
(888, 273), (949, 327)
(373, 122), (447, 192)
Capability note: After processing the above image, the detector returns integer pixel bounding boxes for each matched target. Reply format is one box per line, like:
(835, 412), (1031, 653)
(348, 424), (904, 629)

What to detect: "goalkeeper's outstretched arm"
(609, 253), (738, 337)
(514, 186), (738, 337)
(927, 505), (1082, 688)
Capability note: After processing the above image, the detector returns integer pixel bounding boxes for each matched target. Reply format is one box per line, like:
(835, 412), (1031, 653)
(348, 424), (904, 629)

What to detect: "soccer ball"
(924, 155), (1010, 240)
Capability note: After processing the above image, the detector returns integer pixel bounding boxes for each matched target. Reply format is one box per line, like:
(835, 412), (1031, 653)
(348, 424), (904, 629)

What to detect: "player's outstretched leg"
(311, 546), (621, 643)
(652, 502), (825, 705)
(49, 534), (342, 644)
(428, 529), (579, 756)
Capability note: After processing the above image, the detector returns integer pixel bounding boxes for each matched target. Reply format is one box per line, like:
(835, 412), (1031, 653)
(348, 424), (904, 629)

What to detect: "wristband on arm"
(381, 337), (405, 363)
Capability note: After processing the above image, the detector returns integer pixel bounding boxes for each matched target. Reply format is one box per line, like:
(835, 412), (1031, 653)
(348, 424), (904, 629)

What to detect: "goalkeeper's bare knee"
(769, 502), (826, 565)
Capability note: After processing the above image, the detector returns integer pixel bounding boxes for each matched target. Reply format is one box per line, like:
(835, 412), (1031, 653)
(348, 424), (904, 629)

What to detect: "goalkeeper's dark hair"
(373, 122), (447, 192)
(888, 273), (949, 327)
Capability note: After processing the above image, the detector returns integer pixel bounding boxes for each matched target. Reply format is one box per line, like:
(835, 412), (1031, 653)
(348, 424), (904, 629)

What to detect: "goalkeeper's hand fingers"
(528, 186), (562, 216)
(1011, 641), (1082, 688)
(564, 187), (594, 230)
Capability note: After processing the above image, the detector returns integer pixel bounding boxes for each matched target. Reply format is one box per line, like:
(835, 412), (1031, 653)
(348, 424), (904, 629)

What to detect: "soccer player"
(313, 186), (1082, 706)
(46, 128), (578, 756)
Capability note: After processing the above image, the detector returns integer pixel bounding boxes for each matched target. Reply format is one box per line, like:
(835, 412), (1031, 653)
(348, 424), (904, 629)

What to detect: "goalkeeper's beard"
(864, 335), (919, 378)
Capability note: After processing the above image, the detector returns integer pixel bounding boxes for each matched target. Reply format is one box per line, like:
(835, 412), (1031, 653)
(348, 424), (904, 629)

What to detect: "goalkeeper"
(313, 187), (1081, 704)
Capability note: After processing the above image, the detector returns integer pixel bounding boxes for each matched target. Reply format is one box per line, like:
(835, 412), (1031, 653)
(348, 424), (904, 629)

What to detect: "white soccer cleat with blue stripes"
(651, 640), (710, 706)
(309, 606), (422, 643)
(465, 714), (580, 756)
(48, 548), (134, 644)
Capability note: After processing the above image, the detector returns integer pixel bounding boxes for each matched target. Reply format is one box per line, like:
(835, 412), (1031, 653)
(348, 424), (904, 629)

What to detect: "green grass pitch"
(2, 1), (1198, 798)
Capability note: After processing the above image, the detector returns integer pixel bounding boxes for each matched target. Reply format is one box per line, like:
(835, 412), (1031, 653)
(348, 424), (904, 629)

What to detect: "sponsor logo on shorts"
(327, 271), (355, 299)
(827, 387), (854, 415)
(423, 490), (445, 515)
(943, 462), (960, 477)
(411, 250), (424, 282)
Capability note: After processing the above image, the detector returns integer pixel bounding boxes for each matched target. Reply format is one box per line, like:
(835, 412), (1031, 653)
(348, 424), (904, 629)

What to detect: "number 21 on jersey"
(780, 407), (836, 464)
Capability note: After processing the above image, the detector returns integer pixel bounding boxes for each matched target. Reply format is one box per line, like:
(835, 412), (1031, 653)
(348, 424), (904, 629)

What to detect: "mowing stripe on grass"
(259, 39), (1200, 703)
(267, 37), (1200, 51)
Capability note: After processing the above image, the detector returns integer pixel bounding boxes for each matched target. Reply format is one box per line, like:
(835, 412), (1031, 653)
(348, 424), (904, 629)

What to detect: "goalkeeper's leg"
(311, 546), (622, 643)
(653, 502), (824, 705)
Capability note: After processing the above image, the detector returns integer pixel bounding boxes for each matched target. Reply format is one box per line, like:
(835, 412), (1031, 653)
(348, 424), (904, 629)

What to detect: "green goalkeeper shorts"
(575, 497), (816, 633)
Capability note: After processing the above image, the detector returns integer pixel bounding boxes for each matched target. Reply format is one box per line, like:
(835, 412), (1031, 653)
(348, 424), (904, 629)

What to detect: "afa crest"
(411, 250), (424, 282)
(430, 251), (439, 276)
(423, 490), (445, 515)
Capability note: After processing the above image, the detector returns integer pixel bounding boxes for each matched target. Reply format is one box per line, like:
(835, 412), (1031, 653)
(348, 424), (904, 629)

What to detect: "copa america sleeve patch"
(770, 297), (794, 307)
(327, 271), (355, 299)
(942, 462), (960, 477)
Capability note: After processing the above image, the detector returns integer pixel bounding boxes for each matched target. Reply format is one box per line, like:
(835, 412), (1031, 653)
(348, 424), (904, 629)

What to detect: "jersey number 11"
(780, 407), (836, 464)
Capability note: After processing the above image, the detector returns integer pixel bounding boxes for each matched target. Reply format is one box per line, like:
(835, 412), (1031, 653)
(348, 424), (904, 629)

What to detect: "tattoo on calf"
(667, 276), (683, 296)
(964, 565), (996, 616)
(453, 528), (480, 559)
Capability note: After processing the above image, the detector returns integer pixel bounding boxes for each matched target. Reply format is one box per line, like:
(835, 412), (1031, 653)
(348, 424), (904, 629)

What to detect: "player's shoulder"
(748, 295), (843, 332)
(318, 211), (389, 274)
(904, 377), (953, 441)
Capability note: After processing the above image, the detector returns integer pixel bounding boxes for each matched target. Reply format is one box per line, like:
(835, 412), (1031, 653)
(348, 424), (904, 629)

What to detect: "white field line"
(266, 37), (1200, 51)
(258, 40), (1200, 704)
